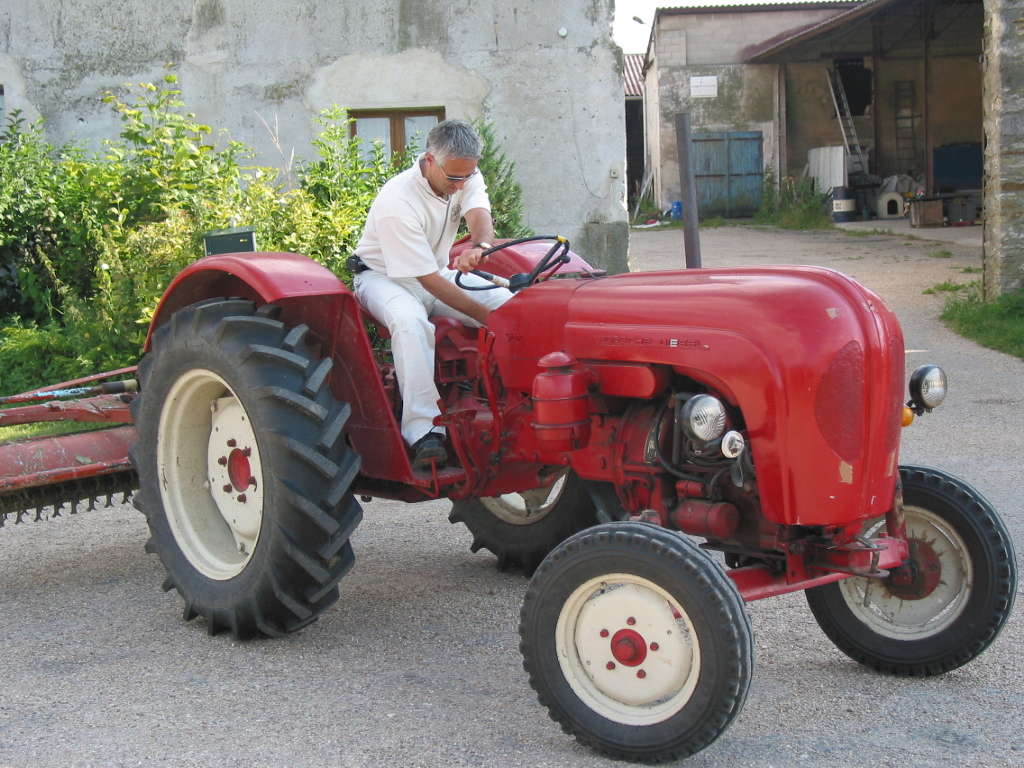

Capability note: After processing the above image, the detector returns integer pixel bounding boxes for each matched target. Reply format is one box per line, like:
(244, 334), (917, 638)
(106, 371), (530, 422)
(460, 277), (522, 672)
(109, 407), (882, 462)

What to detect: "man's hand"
(454, 246), (487, 273)
(417, 272), (491, 325)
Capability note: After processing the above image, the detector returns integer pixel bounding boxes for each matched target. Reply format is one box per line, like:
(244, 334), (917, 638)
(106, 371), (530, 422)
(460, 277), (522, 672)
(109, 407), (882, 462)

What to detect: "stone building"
(644, 0), (1021, 296)
(0, 0), (629, 272)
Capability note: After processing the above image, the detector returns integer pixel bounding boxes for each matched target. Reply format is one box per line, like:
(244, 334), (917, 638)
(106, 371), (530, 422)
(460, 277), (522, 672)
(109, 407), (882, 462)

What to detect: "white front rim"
(839, 505), (972, 640)
(158, 369), (264, 580)
(555, 573), (701, 726)
(480, 472), (567, 526)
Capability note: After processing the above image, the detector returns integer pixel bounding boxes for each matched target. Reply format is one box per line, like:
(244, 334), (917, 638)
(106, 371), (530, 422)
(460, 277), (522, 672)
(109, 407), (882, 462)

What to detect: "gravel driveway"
(2, 225), (1020, 768)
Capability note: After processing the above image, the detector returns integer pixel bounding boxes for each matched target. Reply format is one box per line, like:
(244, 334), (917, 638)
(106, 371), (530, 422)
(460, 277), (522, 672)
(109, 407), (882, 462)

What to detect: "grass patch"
(0, 420), (110, 445)
(755, 173), (833, 230)
(941, 288), (1024, 359)
(960, 266), (982, 274)
(928, 249), (954, 259)
(923, 280), (968, 295)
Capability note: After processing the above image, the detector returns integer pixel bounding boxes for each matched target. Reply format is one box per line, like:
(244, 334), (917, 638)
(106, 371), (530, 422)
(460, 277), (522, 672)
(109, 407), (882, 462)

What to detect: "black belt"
(346, 255), (371, 273)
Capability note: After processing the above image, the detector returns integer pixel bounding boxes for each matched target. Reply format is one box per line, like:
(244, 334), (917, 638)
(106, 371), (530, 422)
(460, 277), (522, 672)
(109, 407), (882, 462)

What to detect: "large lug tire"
(520, 522), (753, 763)
(448, 470), (600, 572)
(130, 299), (363, 639)
(806, 465), (1017, 676)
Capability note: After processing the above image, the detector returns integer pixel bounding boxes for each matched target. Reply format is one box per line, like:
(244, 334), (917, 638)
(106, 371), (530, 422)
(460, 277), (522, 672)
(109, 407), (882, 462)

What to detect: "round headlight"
(909, 365), (947, 410)
(681, 394), (727, 442)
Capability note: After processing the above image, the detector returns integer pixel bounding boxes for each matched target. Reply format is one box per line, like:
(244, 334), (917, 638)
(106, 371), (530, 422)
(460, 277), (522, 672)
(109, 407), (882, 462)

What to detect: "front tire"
(448, 470), (599, 572)
(131, 299), (363, 638)
(806, 465), (1017, 676)
(520, 523), (753, 763)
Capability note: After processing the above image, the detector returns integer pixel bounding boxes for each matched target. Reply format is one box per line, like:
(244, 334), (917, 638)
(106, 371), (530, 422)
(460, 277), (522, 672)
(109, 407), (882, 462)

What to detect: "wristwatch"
(473, 242), (493, 251)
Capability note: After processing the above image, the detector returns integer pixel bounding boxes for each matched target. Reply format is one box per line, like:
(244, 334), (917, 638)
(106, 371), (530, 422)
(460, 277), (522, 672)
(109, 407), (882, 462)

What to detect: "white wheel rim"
(480, 472), (567, 526)
(838, 505), (973, 640)
(158, 369), (264, 580)
(555, 573), (701, 726)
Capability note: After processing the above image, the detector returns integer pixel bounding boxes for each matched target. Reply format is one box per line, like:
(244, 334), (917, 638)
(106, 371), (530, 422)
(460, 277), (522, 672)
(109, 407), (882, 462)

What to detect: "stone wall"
(983, 0), (1024, 296)
(0, 0), (628, 272)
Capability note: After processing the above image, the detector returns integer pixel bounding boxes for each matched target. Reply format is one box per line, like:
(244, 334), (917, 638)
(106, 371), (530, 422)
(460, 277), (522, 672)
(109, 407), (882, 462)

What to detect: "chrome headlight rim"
(908, 364), (948, 411)
(681, 394), (727, 442)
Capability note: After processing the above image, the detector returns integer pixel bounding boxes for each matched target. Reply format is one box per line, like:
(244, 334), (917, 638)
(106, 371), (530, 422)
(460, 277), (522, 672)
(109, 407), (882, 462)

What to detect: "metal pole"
(674, 112), (702, 268)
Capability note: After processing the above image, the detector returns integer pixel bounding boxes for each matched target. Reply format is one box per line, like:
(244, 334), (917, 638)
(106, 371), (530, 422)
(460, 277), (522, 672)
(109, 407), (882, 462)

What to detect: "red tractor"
(0, 236), (1016, 762)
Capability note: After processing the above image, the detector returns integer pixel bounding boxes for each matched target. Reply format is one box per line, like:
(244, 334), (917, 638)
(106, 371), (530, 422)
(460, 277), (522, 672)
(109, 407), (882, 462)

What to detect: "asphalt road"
(2, 225), (1021, 768)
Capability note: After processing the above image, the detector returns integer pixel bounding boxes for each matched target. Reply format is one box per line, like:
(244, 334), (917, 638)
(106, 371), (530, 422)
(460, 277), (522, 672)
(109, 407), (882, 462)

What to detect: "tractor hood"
(488, 266), (906, 527)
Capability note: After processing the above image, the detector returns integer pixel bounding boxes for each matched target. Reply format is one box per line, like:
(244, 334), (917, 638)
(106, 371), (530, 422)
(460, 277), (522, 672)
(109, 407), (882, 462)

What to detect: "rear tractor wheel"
(806, 465), (1016, 675)
(449, 470), (603, 572)
(130, 299), (363, 638)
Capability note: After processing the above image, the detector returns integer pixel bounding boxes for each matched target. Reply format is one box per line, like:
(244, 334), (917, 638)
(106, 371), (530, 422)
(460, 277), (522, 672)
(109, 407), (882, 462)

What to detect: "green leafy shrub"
(0, 83), (531, 394)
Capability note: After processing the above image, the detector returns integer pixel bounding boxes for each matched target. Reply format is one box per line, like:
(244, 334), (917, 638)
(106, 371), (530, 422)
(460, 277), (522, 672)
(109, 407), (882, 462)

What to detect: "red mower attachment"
(0, 370), (138, 525)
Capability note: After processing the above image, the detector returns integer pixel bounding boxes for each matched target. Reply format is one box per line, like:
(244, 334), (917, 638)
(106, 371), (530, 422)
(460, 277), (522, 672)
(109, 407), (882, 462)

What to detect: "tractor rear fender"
(145, 252), (405, 481)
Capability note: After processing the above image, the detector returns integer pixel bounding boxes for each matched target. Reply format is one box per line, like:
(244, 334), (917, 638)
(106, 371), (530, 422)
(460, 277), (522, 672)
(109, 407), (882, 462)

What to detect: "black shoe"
(411, 432), (447, 469)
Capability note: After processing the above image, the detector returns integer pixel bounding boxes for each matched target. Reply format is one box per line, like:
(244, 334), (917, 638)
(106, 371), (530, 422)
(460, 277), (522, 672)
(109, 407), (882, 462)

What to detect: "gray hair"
(426, 119), (482, 163)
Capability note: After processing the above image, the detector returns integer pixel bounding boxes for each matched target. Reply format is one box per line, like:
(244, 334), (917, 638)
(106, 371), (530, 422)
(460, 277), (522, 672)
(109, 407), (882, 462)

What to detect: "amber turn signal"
(902, 406), (915, 427)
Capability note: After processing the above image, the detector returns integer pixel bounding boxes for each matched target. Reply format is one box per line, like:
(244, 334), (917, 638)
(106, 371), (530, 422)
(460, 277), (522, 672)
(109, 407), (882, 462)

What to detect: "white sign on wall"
(690, 76), (718, 98)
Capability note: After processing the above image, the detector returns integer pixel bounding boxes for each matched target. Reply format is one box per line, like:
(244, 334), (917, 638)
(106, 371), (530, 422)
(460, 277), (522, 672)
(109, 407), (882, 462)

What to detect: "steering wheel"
(454, 235), (571, 293)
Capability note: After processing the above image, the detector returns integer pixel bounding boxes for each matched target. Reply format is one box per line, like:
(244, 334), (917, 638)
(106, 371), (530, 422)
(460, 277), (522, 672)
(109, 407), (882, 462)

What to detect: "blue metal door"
(691, 131), (763, 217)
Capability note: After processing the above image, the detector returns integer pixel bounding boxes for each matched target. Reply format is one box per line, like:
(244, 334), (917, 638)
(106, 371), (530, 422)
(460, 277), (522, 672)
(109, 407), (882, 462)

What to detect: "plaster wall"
(652, 61), (778, 207)
(656, 10), (843, 65)
(0, 0), (628, 272)
(649, 8), (842, 207)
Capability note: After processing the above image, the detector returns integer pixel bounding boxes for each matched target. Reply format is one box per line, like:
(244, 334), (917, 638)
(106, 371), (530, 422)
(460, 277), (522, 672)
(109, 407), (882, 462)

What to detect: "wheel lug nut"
(600, 629), (609, 638)
(242, 447), (251, 457)
(217, 456), (227, 466)
(227, 439), (237, 447)
(248, 476), (257, 487)
(606, 662), (615, 670)
(637, 669), (646, 679)
(627, 617), (636, 626)
(237, 494), (246, 503)
(222, 484), (232, 493)
(650, 642), (659, 651)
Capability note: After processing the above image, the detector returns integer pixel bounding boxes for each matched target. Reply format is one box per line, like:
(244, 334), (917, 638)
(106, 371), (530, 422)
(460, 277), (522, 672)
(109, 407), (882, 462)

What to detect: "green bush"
(755, 171), (832, 230)
(0, 80), (530, 394)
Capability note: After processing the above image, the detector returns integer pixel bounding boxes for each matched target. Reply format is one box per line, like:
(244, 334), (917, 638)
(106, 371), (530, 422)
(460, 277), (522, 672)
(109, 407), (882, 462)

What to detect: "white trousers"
(354, 267), (513, 445)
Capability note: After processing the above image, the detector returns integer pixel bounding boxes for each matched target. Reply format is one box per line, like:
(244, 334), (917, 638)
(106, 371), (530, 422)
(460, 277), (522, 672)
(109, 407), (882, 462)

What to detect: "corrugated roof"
(657, 1), (861, 15)
(745, 0), (898, 60)
(624, 53), (645, 97)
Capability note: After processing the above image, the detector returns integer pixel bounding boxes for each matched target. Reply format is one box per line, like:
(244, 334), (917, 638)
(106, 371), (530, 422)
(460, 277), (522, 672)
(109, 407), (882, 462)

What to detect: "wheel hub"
(158, 370), (265, 581)
(206, 396), (263, 546)
(837, 505), (972, 641)
(886, 538), (943, 600)
(479, 471), (567, 525)
(610, 628), (648, 667)
(562, 578), (698, 716)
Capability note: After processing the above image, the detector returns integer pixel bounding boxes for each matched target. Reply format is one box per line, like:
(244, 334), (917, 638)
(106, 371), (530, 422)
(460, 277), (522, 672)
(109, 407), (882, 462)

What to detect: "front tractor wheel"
(449, 470), (600, 572)
(130, 299), (363, 639)
(520, 523), (753, 763)
(806, 465), (1017, 676)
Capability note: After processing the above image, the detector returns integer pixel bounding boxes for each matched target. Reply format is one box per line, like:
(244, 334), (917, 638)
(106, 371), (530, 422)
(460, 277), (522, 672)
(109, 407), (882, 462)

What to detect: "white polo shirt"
(355, 156), (491, 278)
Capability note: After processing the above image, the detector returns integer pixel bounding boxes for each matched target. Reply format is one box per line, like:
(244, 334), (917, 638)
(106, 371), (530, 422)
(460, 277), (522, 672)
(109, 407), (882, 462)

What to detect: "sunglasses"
(435, 157), (479, 183)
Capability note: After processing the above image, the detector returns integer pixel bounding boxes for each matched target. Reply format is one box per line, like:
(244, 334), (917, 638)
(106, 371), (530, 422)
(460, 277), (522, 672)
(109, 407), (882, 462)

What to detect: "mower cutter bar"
(0, 426), (138, 524)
